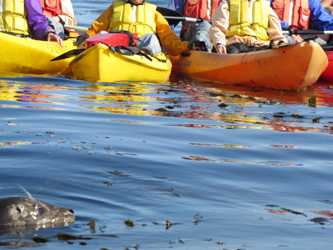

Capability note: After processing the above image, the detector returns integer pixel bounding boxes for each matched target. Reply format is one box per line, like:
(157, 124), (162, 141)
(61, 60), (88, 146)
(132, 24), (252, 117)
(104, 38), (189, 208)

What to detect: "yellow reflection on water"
(79, 82), (154, 116)
(0, 141), (31, 147)
(0, 82), (67, 106)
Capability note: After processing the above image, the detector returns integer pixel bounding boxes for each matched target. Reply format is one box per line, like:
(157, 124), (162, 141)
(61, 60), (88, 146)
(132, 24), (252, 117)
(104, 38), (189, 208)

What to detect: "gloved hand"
(188, 41), (208, 51)
(76, 34), (90, 44)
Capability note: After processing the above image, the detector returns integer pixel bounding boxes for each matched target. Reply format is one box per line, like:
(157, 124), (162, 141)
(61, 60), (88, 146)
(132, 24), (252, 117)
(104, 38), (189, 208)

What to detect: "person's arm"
(85, 4), (114, 37)
(155, 11), (189, 56)
(58, 0), (77, 26)
(209, 0), (229, 53)
(24, 0), (55, 40)
(320, 0), (333, 8)
(267, 7), (288, 45)
(308, 0), (333, 30)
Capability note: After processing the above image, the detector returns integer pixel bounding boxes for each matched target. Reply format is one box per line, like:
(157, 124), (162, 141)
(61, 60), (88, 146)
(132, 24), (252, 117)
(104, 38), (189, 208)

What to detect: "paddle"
(52, 7), (198, 61)
(52, 5), (333, 62)
(156, 6), (209, 26)
(157, 6), (333, 36)
(64, 25), (88, 32)
(51, 48), (85, 61)
(282, 30), (333, 35)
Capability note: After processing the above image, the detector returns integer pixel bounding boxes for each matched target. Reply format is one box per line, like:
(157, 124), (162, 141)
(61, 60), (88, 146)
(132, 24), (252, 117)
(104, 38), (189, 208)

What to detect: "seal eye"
(37, 207), (44, 214)
(16, 207), (21, 214)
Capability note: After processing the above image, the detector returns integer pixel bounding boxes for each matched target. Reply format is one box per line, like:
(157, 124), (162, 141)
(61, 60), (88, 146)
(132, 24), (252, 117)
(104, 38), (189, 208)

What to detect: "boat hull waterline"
(170, 41), (328, 90)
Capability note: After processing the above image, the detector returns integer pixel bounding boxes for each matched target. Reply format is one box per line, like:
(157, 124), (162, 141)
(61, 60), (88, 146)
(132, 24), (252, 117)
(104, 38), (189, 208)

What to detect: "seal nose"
(68, 209), (74, 215)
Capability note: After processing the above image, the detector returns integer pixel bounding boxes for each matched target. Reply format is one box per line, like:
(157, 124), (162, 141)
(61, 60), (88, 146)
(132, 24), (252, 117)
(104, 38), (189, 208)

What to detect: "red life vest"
(41, 0), (62, 18)
(271, 0), (310, 29)
(180, 0), (222, 36)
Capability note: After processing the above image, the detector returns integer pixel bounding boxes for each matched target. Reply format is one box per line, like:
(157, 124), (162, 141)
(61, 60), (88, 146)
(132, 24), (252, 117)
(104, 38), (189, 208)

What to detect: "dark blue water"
(1, 1), (333, 249)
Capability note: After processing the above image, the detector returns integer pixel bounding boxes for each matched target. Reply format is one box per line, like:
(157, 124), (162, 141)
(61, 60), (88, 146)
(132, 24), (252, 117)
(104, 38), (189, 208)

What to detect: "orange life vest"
(271, 0), (310, 29)
(180, 0), (222, 36)
(41, 0), (62, 18)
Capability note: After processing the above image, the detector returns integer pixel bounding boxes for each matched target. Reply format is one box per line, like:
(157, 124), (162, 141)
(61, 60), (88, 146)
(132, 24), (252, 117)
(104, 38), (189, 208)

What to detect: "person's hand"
(216, 44), (227, 54)
(76, 34), (90, 44)
(291, 34), (304, 43)
(47, 32), (63, 47)
(188, 41), (208, 51)
(54, 16), (61, 23)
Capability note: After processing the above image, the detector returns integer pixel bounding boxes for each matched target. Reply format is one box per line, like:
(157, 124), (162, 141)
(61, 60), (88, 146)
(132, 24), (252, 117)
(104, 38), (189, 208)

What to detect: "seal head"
(0, 197), (75, 229)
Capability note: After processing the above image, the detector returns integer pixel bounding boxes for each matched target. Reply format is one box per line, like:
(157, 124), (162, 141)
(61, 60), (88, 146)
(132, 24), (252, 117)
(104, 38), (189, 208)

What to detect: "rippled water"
(1, 1), (333, 249)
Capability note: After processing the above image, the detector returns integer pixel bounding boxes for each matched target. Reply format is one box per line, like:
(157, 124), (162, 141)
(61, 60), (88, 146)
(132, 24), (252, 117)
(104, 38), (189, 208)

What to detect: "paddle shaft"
(64, 25), (88, 31)
(163, 16), (209, 23)
(282, 30), (333, 35)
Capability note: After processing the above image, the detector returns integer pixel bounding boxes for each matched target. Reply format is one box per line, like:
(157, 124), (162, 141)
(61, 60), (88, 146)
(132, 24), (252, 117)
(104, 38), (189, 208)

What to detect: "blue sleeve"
(167, 0), (185, 14)
(167, 0), (186, 30)
(280, 21), (288, 29)
(308, 0), (333, 30)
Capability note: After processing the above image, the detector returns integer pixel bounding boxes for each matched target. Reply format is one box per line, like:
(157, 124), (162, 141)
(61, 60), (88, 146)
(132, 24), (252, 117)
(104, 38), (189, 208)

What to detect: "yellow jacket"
(0, 0), (29, 35)
(209, 0), (287, 47)
(85, 2), (189, 56)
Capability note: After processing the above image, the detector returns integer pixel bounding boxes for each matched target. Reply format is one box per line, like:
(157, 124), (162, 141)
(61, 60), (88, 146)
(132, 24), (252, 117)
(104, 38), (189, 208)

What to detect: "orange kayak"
(170, 41), (328, 90)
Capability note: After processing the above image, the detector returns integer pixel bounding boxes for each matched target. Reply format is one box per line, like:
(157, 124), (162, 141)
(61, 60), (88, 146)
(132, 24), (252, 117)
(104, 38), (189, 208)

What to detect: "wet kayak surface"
(1, 0), (333, 249)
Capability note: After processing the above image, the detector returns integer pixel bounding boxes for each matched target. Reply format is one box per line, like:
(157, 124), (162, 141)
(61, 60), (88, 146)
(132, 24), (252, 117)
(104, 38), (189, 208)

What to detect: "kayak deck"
(170, 41), (328, 90)
(0, 32), (78, 76)
(70, 44), (172, 83)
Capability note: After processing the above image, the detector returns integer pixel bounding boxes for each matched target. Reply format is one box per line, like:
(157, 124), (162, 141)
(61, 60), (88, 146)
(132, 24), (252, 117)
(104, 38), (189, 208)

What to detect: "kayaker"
(0, 0), (63, 46)
(75, 0), (207, 56)
(167, 0), (222, 52)
(41, 0), (77, 39)
(209, 0), (287, 54)
(270, 0), (333, 43)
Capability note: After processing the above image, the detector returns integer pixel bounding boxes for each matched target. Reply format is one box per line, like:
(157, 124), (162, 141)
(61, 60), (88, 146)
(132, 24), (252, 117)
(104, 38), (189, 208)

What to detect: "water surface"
(1, 1), (333, 249)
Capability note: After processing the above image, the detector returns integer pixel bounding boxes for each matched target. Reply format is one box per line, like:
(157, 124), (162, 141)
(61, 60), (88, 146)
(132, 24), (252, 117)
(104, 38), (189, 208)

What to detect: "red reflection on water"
(182, 155), (302, 166)
(268, 209), (289, 214)
(309, 210), (333, 217)
(270, 145), (300, 148)
(170, 73), (333, 107)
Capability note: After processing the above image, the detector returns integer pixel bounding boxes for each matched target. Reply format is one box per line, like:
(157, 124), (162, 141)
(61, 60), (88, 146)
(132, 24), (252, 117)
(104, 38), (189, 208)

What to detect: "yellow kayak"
(69, 43), (172, 83)
(0, 32), (78, 76)
(170, 41), (328, 90)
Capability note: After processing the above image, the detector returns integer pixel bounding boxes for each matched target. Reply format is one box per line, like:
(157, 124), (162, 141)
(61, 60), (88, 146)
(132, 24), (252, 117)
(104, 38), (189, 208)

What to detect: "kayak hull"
(170, 41), (328, 90)
(320, 51), (333, 82)
(0, 32), (78, 76)
(70, 44), (172, 83)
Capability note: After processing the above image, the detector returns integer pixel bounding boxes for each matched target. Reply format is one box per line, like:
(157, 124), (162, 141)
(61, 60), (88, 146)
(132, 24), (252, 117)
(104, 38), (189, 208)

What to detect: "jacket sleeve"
(85, 5), (114, 37)
(308, 0), (333, 30)
(25, 0), (55, 40)
(267, 7), (288, 44)
(209, 0), (229, 47)
(269, 0), (288, 29)
(155, 11), (189, 56)
(59, 0), (77, 26)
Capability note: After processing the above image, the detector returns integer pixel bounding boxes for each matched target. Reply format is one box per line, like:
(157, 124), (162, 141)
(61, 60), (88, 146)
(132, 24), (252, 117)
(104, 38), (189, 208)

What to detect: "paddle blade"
(156, 7), (183, 17)
(156, 6), (183, 26)
(51, 48), (86, 61)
